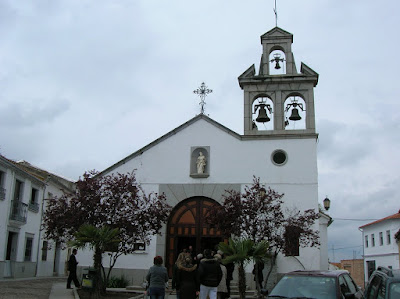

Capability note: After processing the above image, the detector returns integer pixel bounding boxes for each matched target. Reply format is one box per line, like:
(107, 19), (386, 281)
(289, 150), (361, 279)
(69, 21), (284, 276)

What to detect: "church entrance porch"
(166, 197), (224, 276)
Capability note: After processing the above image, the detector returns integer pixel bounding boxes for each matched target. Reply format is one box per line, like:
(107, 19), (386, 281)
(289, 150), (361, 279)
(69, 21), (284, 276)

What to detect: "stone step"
(126, 285), (146, 291)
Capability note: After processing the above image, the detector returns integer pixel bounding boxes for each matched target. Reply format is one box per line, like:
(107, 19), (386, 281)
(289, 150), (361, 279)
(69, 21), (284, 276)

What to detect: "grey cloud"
(0, 99), (70, 127)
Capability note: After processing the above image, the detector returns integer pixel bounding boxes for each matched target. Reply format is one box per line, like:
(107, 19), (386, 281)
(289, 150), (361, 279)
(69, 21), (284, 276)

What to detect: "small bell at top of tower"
(270, 53), (284, 70)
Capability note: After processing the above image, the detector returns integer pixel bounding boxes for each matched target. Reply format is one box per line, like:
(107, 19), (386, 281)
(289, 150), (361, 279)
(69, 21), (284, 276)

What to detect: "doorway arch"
(166, 196), (224, 276)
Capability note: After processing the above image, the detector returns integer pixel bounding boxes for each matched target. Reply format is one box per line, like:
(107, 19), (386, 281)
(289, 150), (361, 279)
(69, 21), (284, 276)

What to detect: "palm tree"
(219, 238), (270, 299)
(69, 224), (120, 297)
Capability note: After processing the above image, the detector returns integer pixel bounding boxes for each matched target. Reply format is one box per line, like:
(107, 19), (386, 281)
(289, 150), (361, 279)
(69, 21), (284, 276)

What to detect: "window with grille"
(24, 236), (34, 261)
(42, 241), (48, 261)
(386, 230), (391, 245)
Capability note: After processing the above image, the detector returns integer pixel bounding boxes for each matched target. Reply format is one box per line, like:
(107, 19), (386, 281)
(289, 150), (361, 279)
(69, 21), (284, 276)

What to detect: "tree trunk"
(238, 262), (247, 299)
(254, 262), (261, 298)
(263, 252), (277, 290)
(93, 247), (104, 297)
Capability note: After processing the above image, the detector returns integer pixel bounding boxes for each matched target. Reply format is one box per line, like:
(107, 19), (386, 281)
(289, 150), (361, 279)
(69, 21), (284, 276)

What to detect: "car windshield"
(389, 282), (400, 299)
(269, 275), (337, 299)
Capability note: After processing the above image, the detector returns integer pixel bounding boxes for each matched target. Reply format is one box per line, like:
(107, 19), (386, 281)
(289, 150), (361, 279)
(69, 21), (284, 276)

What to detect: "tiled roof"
(359, 210), (400, 229)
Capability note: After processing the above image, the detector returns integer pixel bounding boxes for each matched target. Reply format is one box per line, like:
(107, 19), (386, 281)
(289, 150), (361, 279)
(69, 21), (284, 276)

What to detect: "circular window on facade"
(271, 149), (288, 166)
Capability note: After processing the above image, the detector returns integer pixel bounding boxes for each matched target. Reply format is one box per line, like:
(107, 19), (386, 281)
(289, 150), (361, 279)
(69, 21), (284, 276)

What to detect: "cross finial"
(274, 0), (278, 27)
(193, 82), (212, 114)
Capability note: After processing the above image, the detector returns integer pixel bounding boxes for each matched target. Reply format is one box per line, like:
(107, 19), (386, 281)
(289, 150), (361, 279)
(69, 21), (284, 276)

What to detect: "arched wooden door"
(166, 197), (224, 276)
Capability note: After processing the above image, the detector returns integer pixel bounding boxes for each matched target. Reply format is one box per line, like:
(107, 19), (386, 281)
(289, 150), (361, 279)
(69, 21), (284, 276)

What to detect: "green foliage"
(218, 238), (270, 299)
(69, 224), (121, 295)
(69, 224), (120, 253)
(107, 275), (129, 288)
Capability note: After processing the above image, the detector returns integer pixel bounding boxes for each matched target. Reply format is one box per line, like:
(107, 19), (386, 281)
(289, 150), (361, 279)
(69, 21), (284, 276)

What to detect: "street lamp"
(323, 197), (331, 211)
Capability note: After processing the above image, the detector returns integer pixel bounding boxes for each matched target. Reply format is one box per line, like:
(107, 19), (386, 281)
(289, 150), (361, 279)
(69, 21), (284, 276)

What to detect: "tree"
(42, 170), (171, 293)
(207, 176), (320, 291)
(218, 238), (270, 299)
(70, 224), (120, 296)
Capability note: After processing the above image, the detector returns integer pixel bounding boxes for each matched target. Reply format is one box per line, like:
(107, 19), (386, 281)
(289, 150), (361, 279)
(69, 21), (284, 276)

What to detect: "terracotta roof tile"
(359, 210), (400, 229)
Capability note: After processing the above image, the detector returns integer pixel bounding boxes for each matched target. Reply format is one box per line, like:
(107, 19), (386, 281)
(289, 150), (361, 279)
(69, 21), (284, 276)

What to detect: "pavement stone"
(0, 277), (66, 299)
(48, 282), (76, 299)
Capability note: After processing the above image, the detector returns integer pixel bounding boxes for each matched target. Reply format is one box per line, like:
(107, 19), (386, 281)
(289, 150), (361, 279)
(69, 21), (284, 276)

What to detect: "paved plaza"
(0, 277), (68, 299)
(0, 277), (182, 299)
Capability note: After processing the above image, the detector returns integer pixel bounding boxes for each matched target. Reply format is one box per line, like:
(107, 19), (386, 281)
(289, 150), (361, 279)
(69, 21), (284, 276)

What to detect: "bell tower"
(238, 27), (319, 136)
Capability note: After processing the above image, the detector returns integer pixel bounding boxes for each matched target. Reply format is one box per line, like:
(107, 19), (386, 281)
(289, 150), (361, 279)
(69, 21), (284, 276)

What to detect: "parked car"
(364, 266), (400, 299)
(265, 270), (364, 299)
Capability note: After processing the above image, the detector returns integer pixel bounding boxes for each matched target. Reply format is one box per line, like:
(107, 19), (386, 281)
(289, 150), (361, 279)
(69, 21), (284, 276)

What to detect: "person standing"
(67, 248), (81, 289)
(225, 261), (234, 298)
(146, 256), (169, 299)
(198, 249), (222, 299)
(214, 254), (228, 299)
(175, 255), (199, 299)
(172, 252), (188, 299)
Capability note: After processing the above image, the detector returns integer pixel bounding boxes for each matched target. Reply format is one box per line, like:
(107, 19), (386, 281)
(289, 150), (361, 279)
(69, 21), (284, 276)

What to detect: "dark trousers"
(67, 270), (80, 288)
(149, 287), (165, 299)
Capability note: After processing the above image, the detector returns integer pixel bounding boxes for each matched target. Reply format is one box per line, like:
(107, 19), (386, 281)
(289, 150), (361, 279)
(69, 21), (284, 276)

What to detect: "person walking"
(198, 249), (222, 299)
(175, 255), (199, 299)
(146, 256), (169, 299)
(214, 254), (228, 299)
(67, 248), (81, 289)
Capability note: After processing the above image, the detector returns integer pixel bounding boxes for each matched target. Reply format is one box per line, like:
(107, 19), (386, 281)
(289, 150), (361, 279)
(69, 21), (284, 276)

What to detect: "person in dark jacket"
(198, 249), (222, 299)
(225, 261), (234, 298)
(67, 248), (81, 289)
(175, 255), (199, 299)
(146, 256), (169, 299)
(172, 252), (188, 299)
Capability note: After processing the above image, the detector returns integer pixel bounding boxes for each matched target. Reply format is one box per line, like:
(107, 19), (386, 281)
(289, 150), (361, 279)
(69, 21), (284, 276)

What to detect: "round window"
(271, 150), (287, 165)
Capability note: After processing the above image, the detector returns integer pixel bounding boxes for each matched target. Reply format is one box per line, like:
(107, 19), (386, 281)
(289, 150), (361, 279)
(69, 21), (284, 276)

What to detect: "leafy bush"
(107, 275), (129, 288)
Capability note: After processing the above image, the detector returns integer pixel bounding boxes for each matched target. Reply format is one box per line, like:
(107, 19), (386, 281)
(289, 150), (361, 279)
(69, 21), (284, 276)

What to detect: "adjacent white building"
(359, 210), (400, 281)
(0, 156), (74, 279)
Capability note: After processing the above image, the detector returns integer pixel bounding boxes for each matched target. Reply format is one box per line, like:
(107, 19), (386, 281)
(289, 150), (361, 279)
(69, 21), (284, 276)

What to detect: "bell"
(256, 105), (270, 123)
(274, 60), (281, 69)
(289, 108), (301, 121)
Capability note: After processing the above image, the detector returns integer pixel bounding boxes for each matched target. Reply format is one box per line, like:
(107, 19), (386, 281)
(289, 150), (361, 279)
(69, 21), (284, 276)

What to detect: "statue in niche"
(196, 151), (207, 174)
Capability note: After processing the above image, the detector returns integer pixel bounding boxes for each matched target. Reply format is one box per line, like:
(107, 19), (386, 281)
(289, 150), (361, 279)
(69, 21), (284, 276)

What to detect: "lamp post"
(323, 196), (331, 211)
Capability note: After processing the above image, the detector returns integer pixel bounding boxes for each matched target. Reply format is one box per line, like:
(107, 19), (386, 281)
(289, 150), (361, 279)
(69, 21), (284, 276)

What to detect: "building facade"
(359, 211), (400, 282)
(0, 156), (74, 279)
(74, 27), (330, 288)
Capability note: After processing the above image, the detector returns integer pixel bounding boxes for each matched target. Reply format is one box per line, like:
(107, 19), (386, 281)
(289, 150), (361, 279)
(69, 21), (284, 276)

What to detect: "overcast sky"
(1, 0), (399, 263)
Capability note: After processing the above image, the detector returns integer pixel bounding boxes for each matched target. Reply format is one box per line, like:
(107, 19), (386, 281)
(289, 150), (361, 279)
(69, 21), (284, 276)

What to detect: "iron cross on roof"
(193, 82), (212, 114)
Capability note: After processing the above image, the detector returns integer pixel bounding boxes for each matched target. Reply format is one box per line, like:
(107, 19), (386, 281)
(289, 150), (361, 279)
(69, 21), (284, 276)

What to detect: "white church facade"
(74, 27), (331, 286)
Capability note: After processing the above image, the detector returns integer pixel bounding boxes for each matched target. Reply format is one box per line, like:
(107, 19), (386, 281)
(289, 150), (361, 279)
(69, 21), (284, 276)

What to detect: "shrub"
(107, 275), (129, 288)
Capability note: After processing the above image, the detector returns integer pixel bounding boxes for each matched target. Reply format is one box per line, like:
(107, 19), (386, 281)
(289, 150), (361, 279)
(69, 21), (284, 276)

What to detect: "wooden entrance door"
(166, 197), (223, 276)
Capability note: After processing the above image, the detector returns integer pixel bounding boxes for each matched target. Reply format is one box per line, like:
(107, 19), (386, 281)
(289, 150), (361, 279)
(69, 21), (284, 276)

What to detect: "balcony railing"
(0, 187), (5, 200)
(28, 202), (40, 213)
(10, 200), (28, 223)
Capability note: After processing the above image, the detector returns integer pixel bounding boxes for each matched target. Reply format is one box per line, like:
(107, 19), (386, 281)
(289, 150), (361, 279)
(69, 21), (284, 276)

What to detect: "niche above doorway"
(190, 146), (210, 178)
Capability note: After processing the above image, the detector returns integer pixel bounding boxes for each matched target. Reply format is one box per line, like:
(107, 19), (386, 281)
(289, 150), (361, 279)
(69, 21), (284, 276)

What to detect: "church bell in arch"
(254, 102), (272, 123)
(288, 107), (301, 121)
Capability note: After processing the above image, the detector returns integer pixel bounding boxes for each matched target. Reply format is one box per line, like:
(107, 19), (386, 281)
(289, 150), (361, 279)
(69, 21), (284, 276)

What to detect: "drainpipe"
(358, 227), (365, 289)
(34, 175), (50, 277)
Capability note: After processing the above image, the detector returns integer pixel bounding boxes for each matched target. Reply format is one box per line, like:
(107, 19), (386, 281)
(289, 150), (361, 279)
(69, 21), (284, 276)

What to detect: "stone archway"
(166, 196), (224, 276)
